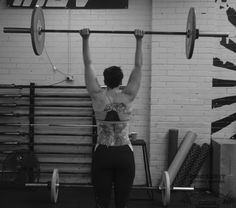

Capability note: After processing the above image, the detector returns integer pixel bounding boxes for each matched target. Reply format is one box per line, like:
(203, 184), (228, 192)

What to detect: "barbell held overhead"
(3, 7), (231, 59)
(4, 27), (187, 35)
(3, 27), (229, 37)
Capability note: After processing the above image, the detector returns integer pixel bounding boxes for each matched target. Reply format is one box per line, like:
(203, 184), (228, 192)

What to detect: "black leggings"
(92, 145), (135, 208)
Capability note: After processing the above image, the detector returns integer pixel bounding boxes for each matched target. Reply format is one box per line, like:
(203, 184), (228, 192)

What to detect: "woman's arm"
(123, 29), (144, 101)
(80, 28), (102, 96)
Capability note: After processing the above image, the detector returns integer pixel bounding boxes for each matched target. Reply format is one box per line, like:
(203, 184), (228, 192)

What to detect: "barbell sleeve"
(3, 27), (31, 33)
(198, 33), (229, 38)
(158, 186), (194, 191)
(172, 187), (194, 191)
(26, 183), (49, 187)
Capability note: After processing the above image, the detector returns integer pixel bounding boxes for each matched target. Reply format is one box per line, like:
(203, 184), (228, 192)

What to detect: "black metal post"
(29, 83), (35, 152)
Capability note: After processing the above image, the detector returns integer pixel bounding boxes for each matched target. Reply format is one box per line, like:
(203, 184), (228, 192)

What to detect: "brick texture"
(0, 0), (235, 186)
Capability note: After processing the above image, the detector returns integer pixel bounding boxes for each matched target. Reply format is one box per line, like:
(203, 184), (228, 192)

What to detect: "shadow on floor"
(0, 187), (235, 208)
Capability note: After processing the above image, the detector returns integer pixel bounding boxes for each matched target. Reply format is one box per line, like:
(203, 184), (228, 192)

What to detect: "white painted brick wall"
(212, 0), (236, 140)
(150, 0), (235, 187)
(150, 0), (217, 185)
(0, 0), (235, 187)
(0, 0), (152, 185)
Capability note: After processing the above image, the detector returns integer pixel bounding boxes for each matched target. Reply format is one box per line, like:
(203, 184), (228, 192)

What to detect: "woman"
(80, 28), (144, 208)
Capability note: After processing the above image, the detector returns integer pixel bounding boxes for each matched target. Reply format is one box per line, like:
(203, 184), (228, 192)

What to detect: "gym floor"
(1, 187), (235, 208)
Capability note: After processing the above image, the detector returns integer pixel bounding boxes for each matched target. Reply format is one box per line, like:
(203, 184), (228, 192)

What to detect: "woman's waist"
(94, 143), (133, 152)
(97, 122), (130, 137)
(96, 135), (131, 147)
(96, 119), (131, 146)
(94, 111), (131, 121)
(97, 132), (130, 140)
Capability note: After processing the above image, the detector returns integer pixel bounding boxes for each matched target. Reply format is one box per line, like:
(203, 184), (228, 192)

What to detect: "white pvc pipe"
(167, 131), (197, 185)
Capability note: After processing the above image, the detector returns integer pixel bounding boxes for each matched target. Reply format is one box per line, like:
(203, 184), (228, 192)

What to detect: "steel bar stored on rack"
(0, 94), (90, 98)
(0, 103), (92, 108)
(0, 84), (86, 89)
(0, 94), (28, 98)
(0, 132), (94, 136)
(0, 113), (93, 117)
(0, 151), (92, 155)
(0, 170), (90, 175)
(0, 113), (29, 117)
(0, 131), (27, 136)
(0, 141), (93, 146)
(0, 123), (96, 127)
(32, 94), (90, 98)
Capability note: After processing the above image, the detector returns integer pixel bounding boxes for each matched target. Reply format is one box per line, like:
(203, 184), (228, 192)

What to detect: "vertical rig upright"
(29, 83), (35, 152)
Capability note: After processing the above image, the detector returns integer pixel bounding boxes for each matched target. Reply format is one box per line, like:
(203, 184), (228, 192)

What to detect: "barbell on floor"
(1, 168), (193, 205)
(0, 131), (197, 206)
(3, 6), (230, 59)
(0, 169), (59, 203)
(26, 168), (60, 203)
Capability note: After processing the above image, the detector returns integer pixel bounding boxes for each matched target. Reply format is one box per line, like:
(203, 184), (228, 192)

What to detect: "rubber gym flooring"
(1, 187), (236, 208)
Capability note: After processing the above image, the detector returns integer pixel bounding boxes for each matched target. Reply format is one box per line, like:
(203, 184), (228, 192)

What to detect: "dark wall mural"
(7, 0), (128, 9)
(212, 0), (236, 139)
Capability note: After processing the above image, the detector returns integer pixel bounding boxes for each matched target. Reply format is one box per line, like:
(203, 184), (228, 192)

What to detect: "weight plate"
(185, 7), (196, 59)
(31, 6), (45, 56)
(51, 169), (59, 204)
(161, 171), (171, 206)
